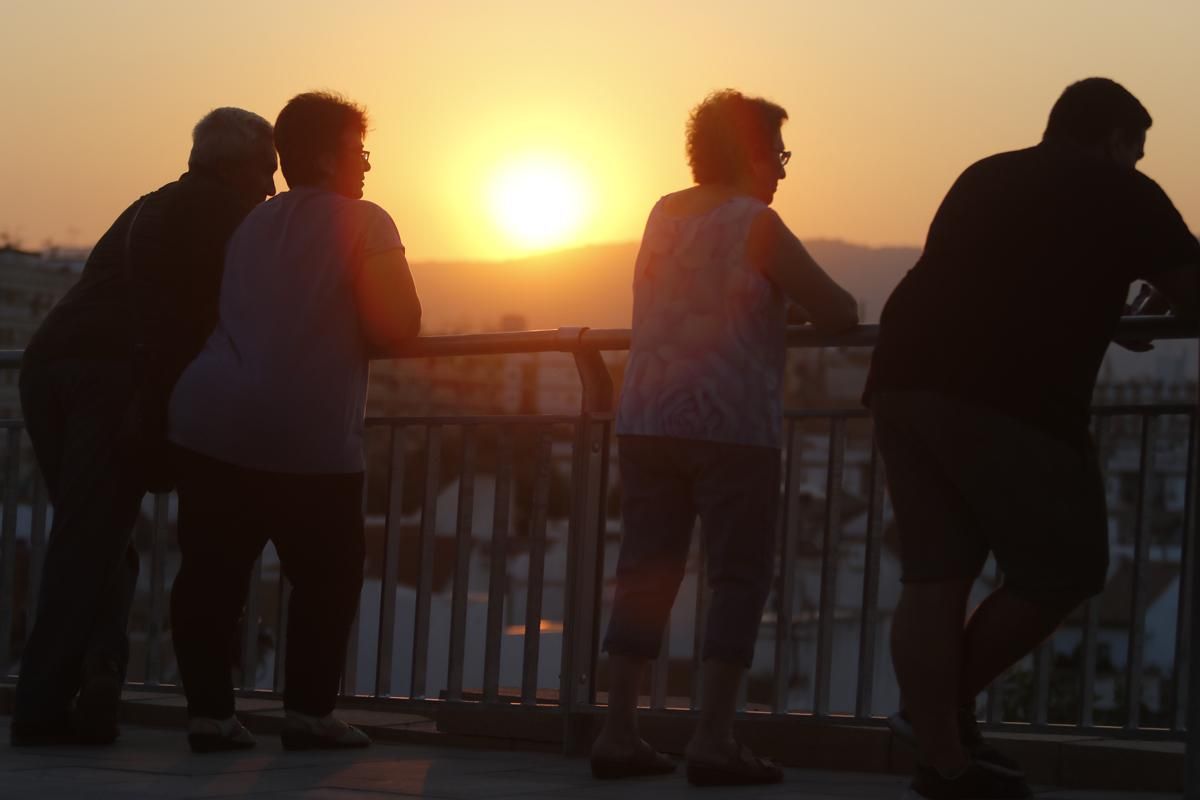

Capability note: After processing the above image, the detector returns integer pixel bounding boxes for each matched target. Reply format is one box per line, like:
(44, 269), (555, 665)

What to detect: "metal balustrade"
(0, 317), (1196, 795)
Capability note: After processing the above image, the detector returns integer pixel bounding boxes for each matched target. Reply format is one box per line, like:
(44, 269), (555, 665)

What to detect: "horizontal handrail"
(1, 316), (1194, 368)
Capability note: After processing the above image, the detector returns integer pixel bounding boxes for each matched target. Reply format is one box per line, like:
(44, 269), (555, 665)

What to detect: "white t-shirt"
(168, 187), (405, 474)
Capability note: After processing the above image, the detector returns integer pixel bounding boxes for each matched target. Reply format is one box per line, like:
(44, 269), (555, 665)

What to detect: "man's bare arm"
(354, 248), (422, 357)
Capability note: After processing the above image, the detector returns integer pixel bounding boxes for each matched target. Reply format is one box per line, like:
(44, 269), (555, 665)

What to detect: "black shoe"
(889, 707), (1024, 778)
(74, 670), (121, 745)
(904, 760), (1032, 799)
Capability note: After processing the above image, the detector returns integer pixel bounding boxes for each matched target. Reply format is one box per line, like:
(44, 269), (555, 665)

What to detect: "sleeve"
(1126, 174), (1200, 283)
(360, 202), (405, 258)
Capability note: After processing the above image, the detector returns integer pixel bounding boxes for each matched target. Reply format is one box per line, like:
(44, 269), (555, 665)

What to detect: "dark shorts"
(602, 435), (781, 668)
(871, 391), (1108, 602)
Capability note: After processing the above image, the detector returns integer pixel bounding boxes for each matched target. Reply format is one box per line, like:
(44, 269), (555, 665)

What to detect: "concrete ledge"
(435, 703), (1185, 793)
(0, 684), (1184, 792)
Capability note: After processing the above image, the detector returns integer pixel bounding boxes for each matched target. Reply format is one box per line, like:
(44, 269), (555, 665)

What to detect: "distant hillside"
(409, 239), (920, 332)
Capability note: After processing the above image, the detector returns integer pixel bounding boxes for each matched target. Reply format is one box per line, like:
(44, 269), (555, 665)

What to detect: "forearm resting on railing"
(356, 248), (423, 357)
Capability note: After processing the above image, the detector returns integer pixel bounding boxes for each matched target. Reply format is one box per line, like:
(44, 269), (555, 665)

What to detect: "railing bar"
(0, 427), (21, 671)
(341, 478), (370, 698)
(340, 613), (361, 698)
(410, 425), (442, 700)
(690, 528), (707, 712)
(239, 554), (263, 692)
(1080, 415), (1106, 728)
(1173, 411), (1197, 731)
(27, 471), (47, 624)
(814, 417), (846, 718)
(483, 429), (514, 703)
(650, 602), (671, 710)
(144, 492), (169, 686)
(1079, 597), (1099, 728)
(273, 576), (292, 693)
(855, 436), (886, 719)
(772, 422), (801, 714)
(1033, 640), (1051, 726)
(985, 559), (1003, 724)
(447, 427), (477, 702)
(521, 427), (553, 705)
(367, 414), (581, 427)
(375, 425), (406, 698)
(1124, 413), (1155, 729)
(561, 417), (605, 715)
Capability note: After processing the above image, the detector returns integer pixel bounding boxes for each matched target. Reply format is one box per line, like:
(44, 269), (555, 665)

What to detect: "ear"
(316, 150), (337, 178)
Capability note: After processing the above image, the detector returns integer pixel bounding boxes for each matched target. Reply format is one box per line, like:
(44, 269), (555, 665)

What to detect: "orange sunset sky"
(2, 1), (1198, 263)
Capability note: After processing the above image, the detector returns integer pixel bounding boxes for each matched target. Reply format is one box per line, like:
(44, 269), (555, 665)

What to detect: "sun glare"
(487, 155), (590, 252)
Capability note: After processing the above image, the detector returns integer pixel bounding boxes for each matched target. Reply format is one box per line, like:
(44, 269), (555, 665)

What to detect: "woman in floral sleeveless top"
(591, 89), (859, 786)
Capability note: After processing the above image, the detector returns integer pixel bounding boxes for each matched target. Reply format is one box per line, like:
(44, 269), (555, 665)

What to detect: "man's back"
(25, 171), (245, 374)
(864, 142), (1199, 445)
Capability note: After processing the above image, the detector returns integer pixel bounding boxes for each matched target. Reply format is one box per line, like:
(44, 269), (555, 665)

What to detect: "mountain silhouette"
(409, 239), (921, 332)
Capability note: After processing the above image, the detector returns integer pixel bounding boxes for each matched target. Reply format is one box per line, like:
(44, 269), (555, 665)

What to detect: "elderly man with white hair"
(12, 107), (278, 747)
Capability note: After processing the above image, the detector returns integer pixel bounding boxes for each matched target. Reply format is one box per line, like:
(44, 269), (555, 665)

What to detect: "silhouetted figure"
(11, 109), (276, 747)
(864, 78), (1199, 800)
(167, 91), (421, 753)
(592, 89), (858, 786)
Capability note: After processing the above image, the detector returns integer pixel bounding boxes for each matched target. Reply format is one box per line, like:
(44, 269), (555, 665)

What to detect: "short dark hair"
(274, 91), (368, 187)
(1043, 78), (1151, 147)
(686, 89), (788, 185)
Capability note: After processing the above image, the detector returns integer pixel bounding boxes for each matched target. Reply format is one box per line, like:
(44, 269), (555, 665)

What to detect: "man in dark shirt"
(863, 78), (1199, 799)
(12, 108), (277, 746)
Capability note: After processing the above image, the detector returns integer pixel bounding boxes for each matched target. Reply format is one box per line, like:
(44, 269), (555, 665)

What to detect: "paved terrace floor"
(1, 714), (1181, 800)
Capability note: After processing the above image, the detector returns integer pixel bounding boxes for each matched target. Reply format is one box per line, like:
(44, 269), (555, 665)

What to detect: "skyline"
(3, 1), (1199, 262)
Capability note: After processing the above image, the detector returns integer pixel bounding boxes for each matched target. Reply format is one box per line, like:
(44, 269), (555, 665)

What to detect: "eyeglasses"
(778, 150), (791, 167)
(358, 150), (371, 165)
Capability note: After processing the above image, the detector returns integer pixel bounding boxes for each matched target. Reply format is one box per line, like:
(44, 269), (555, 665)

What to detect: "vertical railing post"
(27, 472), (48, 626)
(0, 426), (22, 674)
(1187, 344), (1200, 800)
(772, 424), (801, 713)
(560, 328), (612, 753)
(375, 425), (406, 698)
(855, 438), (886, 719)
(410, 425), (441, 699)
(144, 492), (170, 686)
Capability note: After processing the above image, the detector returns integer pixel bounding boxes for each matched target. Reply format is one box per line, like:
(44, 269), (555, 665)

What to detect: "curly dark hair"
(274, 91), (368, 188)
(686, 89), (788, 185)
(1043, 78), (1151, 147)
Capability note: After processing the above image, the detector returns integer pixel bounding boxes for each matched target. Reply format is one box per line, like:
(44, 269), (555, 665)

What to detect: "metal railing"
(0, 318), (1197, 792)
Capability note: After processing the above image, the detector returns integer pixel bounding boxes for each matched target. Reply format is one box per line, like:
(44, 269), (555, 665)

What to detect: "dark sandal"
(590, 745), (676, 779)
(686, 743), (783, 786)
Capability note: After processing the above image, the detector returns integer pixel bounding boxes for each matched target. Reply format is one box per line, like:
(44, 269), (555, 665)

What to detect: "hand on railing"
(1114, 284), (1162, 352)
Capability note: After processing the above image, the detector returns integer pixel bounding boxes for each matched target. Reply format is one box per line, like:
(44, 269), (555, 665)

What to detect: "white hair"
(188, 107), (273, 170)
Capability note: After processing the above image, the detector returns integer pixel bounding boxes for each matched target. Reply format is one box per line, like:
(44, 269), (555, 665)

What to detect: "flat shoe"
(686, 743), (783, 787)
(590, 746), (676, 779)
(188, 718), (256, 754)
(280, 724), (371, 751)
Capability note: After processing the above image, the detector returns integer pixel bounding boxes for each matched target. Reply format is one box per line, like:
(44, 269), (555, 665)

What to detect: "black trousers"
(169, 446), (365, 719)
(14, 358), (143, 726)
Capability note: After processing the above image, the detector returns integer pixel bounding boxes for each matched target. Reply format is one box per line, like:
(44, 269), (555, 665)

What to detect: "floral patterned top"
(616, 194), (786, 449)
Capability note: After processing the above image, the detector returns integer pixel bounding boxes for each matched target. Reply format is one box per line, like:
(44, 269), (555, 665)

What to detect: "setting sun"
(486, 155), (591, 251)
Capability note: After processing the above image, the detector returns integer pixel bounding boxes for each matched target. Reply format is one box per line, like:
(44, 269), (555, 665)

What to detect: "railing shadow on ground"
(0, 317), (1196, 795)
